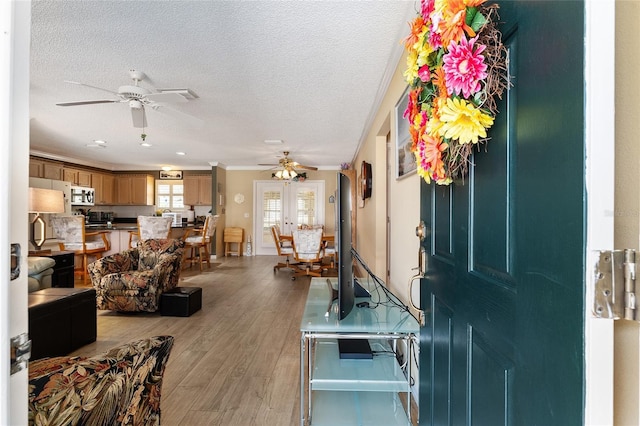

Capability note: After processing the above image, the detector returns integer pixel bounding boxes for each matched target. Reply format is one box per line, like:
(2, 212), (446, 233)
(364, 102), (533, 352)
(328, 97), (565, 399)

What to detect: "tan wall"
(223, 169), (339, 253)
(353, 59), (421, 304)
(614, 1), (640, 424)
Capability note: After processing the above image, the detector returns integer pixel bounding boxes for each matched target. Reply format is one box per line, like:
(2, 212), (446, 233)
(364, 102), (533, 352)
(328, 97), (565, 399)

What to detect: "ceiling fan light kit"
(260, 151), (318, 181)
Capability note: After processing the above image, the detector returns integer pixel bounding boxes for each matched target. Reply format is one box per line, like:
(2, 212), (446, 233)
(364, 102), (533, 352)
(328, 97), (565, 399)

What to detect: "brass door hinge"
(592, 249), (638, 321)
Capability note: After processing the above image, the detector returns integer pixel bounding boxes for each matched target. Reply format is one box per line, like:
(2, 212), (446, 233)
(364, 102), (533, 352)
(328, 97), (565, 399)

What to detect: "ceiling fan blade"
(296, 165), (318, 171)
(258, 163), (280, 167)
(151, 104), (204, 128)
(131, 107), (147, 128)
(64, 80), (120, 95)
(56, 99), (120, 107)
(144, 92), (188, 104)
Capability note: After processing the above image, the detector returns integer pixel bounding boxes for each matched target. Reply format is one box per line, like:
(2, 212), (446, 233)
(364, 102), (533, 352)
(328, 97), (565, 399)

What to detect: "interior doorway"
(253, 180), (325, 255)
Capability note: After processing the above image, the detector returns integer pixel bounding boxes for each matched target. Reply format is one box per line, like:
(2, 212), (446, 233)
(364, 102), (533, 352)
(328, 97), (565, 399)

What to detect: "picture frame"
(395, 86), (417, 179)
(159, 170), (183, 180)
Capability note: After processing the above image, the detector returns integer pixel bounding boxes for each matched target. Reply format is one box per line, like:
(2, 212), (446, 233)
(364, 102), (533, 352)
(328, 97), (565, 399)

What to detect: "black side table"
(46, 251), (75, 288)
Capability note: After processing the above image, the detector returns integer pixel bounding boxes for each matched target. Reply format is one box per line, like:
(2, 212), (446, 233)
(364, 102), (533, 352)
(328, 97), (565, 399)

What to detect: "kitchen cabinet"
(92, 172), (115, 205)
(29, 158), (64, 180)
(29, 159), (46, 178)
(63, 167), (92, 187)
(184, 174), (212, 206)
(115, 174), (154, 205)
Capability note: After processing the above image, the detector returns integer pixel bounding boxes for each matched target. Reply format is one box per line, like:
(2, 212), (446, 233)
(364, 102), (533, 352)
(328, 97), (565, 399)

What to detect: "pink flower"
(442, 35), (488, 98)
(418, 65), (431, 82)
(420, 0), (435, 21)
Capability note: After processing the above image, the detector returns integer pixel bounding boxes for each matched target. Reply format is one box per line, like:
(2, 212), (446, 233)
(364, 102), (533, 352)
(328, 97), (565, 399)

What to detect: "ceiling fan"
(55, 69), (197, 128)
(259, 151), (318, 174)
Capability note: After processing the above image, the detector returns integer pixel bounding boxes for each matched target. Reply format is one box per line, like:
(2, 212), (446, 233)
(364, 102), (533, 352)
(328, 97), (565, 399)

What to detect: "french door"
(254, 180), (325, 255)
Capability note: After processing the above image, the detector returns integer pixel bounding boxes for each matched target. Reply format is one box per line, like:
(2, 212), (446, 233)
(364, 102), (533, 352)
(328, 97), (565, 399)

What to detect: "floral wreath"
(403, 0), (510, 185)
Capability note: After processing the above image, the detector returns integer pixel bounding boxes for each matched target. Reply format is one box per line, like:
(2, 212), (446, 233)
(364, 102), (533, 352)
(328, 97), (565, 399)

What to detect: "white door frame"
(584, 0), (615, 424)
(3, 1), (31, 423)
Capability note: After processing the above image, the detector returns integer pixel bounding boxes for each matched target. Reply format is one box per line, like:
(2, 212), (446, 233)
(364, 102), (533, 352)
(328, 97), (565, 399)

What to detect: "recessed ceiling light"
(176, 151), (186, 156)
(140, 142), (152, 147)
(264, 139), (283, 145)
(93, 140), (107, 145)
(162, 166), (172, 171)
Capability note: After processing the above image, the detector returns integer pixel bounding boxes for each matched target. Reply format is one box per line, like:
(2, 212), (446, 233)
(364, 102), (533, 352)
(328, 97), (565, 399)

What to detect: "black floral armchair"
(88, 238), (185, 312)
(28, 335), (174, 426)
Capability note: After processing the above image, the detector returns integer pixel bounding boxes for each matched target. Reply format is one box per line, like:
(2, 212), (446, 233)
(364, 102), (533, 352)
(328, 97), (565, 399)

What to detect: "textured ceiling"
(29, 1), (415, 171)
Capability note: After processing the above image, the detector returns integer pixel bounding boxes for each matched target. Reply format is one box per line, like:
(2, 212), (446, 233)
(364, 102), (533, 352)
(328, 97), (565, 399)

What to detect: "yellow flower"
(404, 50), (419, 83)
(414, 30), (432, 67)
(437, 98), (494, 144)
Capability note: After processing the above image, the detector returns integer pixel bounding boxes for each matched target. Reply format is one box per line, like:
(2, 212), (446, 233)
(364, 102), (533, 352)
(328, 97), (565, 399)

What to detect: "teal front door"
(418, 1), (586, 424)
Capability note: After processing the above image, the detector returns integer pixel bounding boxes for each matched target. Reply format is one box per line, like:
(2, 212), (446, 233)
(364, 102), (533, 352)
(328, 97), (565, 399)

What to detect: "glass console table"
(300, 277), (419, 425)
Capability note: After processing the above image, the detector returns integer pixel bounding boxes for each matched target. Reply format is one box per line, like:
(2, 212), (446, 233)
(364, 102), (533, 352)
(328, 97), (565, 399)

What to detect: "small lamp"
(29, 187), (65, 254)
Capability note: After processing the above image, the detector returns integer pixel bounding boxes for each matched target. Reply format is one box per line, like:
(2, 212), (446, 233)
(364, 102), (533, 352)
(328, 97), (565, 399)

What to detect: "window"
(156, 181), (184, 211)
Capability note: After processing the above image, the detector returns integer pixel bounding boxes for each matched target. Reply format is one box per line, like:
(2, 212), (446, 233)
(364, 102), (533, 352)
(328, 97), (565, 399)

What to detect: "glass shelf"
(310, 391), (411, 426)
(311, 339), (408, 392)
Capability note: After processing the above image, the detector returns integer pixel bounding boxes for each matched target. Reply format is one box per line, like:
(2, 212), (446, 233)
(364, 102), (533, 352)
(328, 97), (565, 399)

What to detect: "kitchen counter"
(84, 223), (200, 232)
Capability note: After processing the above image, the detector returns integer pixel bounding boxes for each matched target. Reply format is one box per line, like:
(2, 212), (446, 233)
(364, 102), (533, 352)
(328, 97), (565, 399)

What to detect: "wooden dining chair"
(271, 224), (296, 272)
(50, 215), (110, 285)
(290, 228), (325, 280)
(183, 214), (219, 271)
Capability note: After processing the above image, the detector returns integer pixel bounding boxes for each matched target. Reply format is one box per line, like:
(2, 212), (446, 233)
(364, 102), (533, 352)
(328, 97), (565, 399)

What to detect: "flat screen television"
(337, 171), (354, 320)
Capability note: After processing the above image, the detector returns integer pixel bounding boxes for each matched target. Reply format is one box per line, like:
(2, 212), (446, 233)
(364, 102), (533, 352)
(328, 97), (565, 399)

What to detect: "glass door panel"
(254, 180), (325, 255)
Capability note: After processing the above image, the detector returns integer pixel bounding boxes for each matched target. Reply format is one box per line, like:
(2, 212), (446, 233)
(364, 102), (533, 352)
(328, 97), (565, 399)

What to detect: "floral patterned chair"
(28, 335), (174, 426)
(88, 239), (185, 312)
(291, 228), (325, 280)
(128, 215), (173, 248)
(50, 215), (110, 285)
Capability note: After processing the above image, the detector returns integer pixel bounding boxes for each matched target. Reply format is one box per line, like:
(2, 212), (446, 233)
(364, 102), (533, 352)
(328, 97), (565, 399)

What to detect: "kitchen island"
(39, 221), (200, 262)
(86, 222), (198, 256)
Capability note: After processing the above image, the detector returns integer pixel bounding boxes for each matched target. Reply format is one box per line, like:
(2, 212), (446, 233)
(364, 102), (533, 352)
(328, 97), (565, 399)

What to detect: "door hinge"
(10, 333), (31, 375)
(592, 249), (638, 321)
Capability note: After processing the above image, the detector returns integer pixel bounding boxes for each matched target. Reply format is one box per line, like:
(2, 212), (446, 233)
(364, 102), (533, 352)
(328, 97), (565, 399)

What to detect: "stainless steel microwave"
(70, 186), (95, 206)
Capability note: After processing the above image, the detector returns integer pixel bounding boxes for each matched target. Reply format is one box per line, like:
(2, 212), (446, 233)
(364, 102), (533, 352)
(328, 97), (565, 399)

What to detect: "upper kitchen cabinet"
(29, 158), (64, 180)
(63, 167), (92, 187)
(184, 174), (212, 206)
(116, 174), (154, 205)
(92, 172), (115, 205)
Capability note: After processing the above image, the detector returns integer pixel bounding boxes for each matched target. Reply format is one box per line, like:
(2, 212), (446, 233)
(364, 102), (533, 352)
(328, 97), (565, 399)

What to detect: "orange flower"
(464, 0), (487, 7)
(438, 0), (476, 47)
(432, 66), (449, 98)
(404, 16), (426, 49)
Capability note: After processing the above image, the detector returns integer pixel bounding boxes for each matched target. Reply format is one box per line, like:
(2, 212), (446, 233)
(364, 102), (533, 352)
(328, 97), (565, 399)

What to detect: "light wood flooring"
(72, 255), (418, 425)
(72, 255), (310, 425)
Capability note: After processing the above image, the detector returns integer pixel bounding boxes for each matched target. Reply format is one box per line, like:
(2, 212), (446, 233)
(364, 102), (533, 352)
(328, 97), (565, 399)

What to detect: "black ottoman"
(28, 288), (97, 359)
(161, 287), (202, 317)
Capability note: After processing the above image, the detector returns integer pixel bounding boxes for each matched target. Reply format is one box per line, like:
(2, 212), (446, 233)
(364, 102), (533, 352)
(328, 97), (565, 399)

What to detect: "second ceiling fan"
(260, 151), (318, 176)
(55, 69), (197, 128)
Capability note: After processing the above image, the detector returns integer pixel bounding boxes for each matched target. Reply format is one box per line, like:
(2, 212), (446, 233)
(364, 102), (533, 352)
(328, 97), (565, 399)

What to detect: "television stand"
(301, 277), (419, 425)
